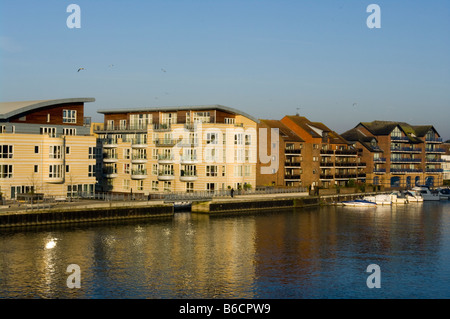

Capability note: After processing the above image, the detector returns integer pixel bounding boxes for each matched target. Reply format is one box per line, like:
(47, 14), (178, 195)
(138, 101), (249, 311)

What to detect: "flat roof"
(97, 104), (260, 124)
(0, 98), (95, 120)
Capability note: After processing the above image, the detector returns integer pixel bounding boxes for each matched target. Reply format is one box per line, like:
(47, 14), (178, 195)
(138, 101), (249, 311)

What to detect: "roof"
(283, 115), (322, 138)
(358, 120), (438, 143)
(259, 119), (304, 142)
(97, 104), (260, 124)
(0, 98), (95, 120)
(341, 127), (383, 152)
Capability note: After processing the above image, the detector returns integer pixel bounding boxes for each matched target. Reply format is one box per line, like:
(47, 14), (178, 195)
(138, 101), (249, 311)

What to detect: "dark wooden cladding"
(216, 110), (235, 123)
(9, 103), (84, 126)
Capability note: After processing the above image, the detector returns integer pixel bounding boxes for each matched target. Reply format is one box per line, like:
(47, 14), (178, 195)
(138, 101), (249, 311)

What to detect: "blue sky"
(1, 0), (449, 139)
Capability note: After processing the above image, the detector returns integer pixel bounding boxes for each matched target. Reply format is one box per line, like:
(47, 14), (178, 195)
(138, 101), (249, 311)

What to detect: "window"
(120, 119), (127, 129)
(163, 181), (172, 192)
(234, 149), (244, 163)
(0, 165), (13, 178)
(123, 179), (130, 190)
(222, 166), (226, 177)
(160, 112), (177, 125)
(49, 165), (63, 178)
(245, 134), (252, 145)
(234, 133), (243, 145)
(124, 148), (131, 159)
(88, 165), (96, 177)
(234, 166), (243, 177)
(63, 128), (76, 135)
(206, 165), (218, 177)
(152, 181), (159, 191)
(206, 132), (218, 144)
(224, 118), (235, 124)
(65, 165), (70, 173)
(244, 165), (251, 176)
(0, 145), (13, 158)
(34, 165), (39, 173)
(47, 114), (51, 123)
(205, 148), (217, 162)
(152, 149), (159, 160)
(206, 183), (215, 192)
(152, 164), (158, 175)
(35, 146), (40, 154)
(88, 147), (96, 159)
(49, 145), (62, 159)
(186, 182), (194, 193)
(63, 109), (77, 123)
(40, 127), (56, 137)
(124, 163), (130, 174)
(66, 146), (70, 154)
(193, 111), (210, 123)
(137, 180), (144, 191)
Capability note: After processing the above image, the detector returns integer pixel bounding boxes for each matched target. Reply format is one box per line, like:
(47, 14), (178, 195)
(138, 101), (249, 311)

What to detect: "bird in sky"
(161, 68), (166, 73)
(77, 67), (85, 72)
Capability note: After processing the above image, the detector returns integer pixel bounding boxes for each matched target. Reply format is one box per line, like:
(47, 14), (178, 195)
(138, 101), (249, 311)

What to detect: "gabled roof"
(357, 120), (437, 143)
(97, 104), (260, 123)
(283, 115), (323, 138)
(0, 98), (95, 120)
(259, 119), (304, 142)
(341, 127), (383, 152)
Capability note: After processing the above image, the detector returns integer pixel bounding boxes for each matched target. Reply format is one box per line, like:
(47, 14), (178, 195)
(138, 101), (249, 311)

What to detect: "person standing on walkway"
(230, 188), (234, 198)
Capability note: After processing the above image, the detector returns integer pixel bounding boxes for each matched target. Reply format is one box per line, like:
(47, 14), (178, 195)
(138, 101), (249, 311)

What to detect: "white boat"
(363, 194), (392, 205)
(342, 199), (377, 207)
(404, 190), (424, 202)
(437, 187), (450, 200)
(389, 191), (408, 204)
(412, 186), (441, 201)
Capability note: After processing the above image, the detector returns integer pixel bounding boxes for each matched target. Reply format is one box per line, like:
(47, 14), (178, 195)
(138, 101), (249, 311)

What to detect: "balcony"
(391, 136), (409, 142)
(158, 154), (175, 164)
(94, 123), (148, 133)
(426, 158), (445, 163)
(131, 169), (148, 180)
(131, 138), (147, 148)
(103, 168), (118, 178)
(285, 149), (301, 155)
(390, 158), (422, 163)
(154, 138), (177, 147)
(103, 154), (118, 163)
(374, 157), (387, 163)
(374, 168), (386, 174)
(426, 147), (445, 153)
(158, 170), (175, 181)
(180, 155), (198, 164)
(335, 162), (358, 167)
(320, 162), (334, 167)
(335, 174), (358, 179)
(320, 150), (334, 156)
(152, 124), (172, 132)
(320, 174), (334, 180)
(426, 168), (444, 173)
(334, 149), (358, 156)
(357, 162), (367, 167)
(180, 171), (198, 182)
(390, 147), (422, 153)
(284, 174), (300, 180)
(285, 162), (301, 167)
(131, 155), (148, 164)
(102, 138), (118, 148)
(426, 137), (443, 143)
(390, 168), (423, 174)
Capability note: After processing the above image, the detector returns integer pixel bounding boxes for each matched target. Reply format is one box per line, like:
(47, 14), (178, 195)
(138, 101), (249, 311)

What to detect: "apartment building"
(342, 121), (445, 188)
(0, 98), (97, 199)
(280, 115), (361, 188)
(95, 105), (259, 194)
(256, 119), (304, 187)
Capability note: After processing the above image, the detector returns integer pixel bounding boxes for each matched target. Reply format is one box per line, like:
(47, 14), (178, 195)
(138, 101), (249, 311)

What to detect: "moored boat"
(363, 194), (392, 205)
(437, 187), (450, 200)
(412, 186), (441, 201)
(342, 199), (377, 207)
(405, 190), (424, 202)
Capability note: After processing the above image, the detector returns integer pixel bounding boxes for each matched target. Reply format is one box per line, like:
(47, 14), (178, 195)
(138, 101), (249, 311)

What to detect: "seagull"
(77, 67), (85, 72)
(161, 68), (166, 73)
(108, 64), (114, 68)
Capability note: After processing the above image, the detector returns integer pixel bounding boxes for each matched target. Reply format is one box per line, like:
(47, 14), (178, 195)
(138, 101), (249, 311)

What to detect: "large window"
(0, 165), (12, 178)
(193, 112), (210, 123)
(63, 109), (77, 123)
(49, 145), (62, 159)
(49, 165), (63, 178)
(0, 145), (13, 158)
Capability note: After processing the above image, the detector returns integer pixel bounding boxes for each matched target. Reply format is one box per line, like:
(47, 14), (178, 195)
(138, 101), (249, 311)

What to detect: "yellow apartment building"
(0, 98), (97, 200)
(95, 105), (259, 195)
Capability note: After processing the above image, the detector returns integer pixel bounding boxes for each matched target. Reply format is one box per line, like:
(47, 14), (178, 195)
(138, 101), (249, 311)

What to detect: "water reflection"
(1, 202), (450, 298)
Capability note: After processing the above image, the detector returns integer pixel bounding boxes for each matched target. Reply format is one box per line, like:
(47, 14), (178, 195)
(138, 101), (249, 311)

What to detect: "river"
(1, 201), (450, 299)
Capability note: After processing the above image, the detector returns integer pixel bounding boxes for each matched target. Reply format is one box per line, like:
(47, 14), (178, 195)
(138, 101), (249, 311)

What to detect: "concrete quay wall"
(0, 204), (173, 228)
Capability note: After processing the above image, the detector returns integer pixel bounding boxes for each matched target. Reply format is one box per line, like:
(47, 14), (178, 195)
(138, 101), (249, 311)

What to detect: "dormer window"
(63, 109), (77, 123)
